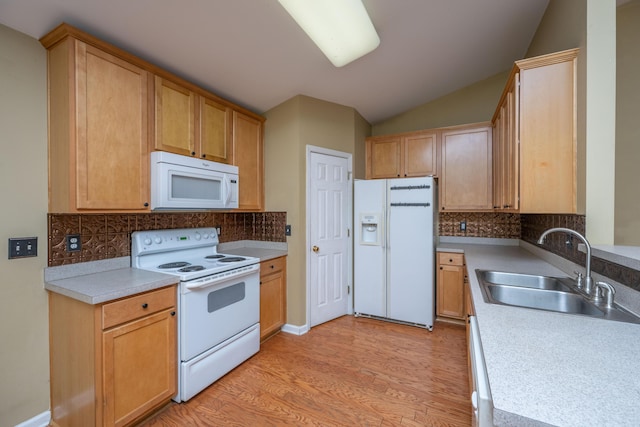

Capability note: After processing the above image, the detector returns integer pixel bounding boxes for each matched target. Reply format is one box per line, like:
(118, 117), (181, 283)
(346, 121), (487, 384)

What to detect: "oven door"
(180, 268), (259, 362)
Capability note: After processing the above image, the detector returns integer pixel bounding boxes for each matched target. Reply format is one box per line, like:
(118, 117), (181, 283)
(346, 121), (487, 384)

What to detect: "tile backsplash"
(48, 212), (286, 266)
(48, 210), (639, 291)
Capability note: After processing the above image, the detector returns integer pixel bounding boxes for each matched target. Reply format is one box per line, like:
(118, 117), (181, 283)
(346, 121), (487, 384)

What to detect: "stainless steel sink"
(477, 270), (573, 292)
(483, 284), (603, 316)
(476, 270), (640, 324)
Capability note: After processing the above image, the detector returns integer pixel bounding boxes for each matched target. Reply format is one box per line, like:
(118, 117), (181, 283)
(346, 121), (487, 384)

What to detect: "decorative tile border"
(48, 212), (287, 266)
(439, 212), (521, 238)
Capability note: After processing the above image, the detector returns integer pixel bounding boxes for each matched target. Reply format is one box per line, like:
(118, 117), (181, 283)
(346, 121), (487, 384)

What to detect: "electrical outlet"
(66, 234), (81, 252)
(285, 225), (292, 236)
(215, 226), (222, 236)
(8, 237), (38, 259)
(459, 221), (466, 232)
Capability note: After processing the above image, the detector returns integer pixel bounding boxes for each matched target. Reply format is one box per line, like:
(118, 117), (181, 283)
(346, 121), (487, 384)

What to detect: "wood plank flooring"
(140, 316), (471, 427)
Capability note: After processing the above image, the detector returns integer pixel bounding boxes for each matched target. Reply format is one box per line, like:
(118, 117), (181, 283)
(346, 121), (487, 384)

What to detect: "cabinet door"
(366, 136), (401, 179)
(519, 56), (576, 213)
(403, 132), (437, 177)
(102, 308), (177, 427)
(199, 96), (232, 163)
(232, 111), (264, 211)
(260, 257), (287, 341)
(437, 264), (465, 319)
(154, 76), (196, 156)
(75, 42), (150, 210)
(440, 126), (493, 211)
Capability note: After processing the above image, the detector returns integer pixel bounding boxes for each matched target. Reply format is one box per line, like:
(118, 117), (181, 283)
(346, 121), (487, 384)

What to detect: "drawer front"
(260, 256), (286, 276)
(438, 252), (464, 266)
(102, 285), (176, 329)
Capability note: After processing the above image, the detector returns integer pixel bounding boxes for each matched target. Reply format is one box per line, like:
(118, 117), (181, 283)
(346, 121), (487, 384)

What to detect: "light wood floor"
(141, 316), (471, 427)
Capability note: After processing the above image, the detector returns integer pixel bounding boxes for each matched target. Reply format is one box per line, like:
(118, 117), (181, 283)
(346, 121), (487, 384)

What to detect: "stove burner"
(158, 262), (191, 269)
(178, 265), (205, 272)
(218, 257), (246, 263)
(205, 254), (225, 259)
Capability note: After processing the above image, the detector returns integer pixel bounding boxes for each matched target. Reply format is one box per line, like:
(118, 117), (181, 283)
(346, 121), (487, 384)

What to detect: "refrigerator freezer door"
(387, 177), (435, 326)
(354, 180), (386, 318)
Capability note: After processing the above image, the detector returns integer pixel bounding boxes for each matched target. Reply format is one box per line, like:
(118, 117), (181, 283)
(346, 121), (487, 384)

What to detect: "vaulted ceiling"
(0, 0), (550, 124)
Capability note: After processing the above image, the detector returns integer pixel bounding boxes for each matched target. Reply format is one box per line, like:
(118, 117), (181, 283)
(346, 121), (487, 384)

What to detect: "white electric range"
(131, 227), (261, 402)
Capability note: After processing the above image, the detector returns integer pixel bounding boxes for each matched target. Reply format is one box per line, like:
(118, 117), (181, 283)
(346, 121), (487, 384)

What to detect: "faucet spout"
(537, 227), (593, 295)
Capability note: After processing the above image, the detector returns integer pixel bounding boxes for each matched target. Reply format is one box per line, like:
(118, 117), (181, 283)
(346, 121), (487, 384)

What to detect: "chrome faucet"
(537, 227), (594, 295)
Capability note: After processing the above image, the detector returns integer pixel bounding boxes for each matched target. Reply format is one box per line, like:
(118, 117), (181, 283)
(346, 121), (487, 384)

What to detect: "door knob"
(312, 245), (319, 253)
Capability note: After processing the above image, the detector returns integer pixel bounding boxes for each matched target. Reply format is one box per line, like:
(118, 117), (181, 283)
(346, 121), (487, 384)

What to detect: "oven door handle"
(184, 264), (260, 290)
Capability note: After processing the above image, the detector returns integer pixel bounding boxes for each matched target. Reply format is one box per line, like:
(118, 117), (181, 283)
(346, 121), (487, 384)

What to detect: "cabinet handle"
(201, 154), (206, 158)
(171, 311), (176, 316)
(142, 303), (148, 309)
(143, 202), (149, 207)
(271, 265), (275, 269)
(439, 266), (443, 270)
(449, 258), (453, 263)
(260, 281), (262, 285)
(191, 151), (196, 156)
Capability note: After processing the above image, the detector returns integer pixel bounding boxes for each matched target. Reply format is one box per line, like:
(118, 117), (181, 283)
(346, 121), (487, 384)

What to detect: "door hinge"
(347, 285), (351, 295)
(347, 228), (350, 237)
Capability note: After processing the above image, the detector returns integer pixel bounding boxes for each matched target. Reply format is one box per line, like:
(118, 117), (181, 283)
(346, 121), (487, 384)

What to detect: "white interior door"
(308, 149), (351, 328)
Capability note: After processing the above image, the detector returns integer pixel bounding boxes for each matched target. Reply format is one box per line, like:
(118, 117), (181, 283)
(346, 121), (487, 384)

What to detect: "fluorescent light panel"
(278, 0), (380, 67)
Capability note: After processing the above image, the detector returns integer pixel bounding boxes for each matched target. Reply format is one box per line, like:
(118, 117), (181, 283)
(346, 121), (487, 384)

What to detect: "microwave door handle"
(224, 175), (231, 206)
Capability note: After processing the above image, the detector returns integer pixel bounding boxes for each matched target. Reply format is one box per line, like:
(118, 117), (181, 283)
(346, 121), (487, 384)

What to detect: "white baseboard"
(280, 323), (309, 335)
(14, 410), (50, 427)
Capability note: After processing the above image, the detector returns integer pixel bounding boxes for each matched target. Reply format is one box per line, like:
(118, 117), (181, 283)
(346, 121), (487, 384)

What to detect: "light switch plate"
(8, 237), (38, 259)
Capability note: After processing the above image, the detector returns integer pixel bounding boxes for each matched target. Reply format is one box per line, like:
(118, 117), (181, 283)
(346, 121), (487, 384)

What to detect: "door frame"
(305, 145), (354, 330)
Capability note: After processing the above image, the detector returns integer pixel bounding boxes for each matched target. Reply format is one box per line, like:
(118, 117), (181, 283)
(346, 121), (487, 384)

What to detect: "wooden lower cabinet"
(49, 285), (177, 427)
(260, 256), (287, 341)
(436, 252), (466, 321)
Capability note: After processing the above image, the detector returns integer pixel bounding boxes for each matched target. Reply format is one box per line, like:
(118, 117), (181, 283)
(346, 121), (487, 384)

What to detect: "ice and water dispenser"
(359, 214), (381, 245)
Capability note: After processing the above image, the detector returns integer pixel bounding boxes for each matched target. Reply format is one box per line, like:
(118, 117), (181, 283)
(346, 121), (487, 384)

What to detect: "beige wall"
(0, 24), (49, 426)
(615, 0), (640, 244)
(264, 95), (370, 326)
(372, 71), (509, 135)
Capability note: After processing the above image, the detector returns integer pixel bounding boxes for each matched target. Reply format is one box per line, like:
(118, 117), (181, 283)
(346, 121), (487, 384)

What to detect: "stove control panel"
(132, 227), (220, 256)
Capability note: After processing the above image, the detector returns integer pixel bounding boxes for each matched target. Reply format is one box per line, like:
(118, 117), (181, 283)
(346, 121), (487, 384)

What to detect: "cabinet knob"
(270, 265), (275, 269)
(143, 202), (149, 207)
(191, 151), (196, 156)
(171, 311), (176, 316)
(439, 266), (443, 270)
(142, 303), (148, 309)
(201, 154), (206, 158)
(449, 258), (453, 263)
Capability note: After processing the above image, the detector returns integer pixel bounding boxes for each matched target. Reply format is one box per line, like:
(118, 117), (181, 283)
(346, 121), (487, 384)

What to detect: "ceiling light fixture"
(278, 0), (380, 67)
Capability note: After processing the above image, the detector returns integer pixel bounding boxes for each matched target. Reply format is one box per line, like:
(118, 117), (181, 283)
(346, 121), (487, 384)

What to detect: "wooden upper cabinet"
(45, 36), (150, 212)
(154, 76), (196, 157)
(366, 131), (437, 179)
(367, 136), (401, 178)
(199, 96), (232, 163)
(440, 124), (493, 211)
(232, 111), (265, 211)
(517, 49), (577, 213)
(404, 133), (437, 177)
(153, 77), (232, 163)
(492, 49), (578, 214)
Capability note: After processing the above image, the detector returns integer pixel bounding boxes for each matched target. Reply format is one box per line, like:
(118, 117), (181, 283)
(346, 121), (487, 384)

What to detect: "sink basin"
(483, 284), (603, 316)
(475, 269), (640, 324)
(477, 270), (573, 291)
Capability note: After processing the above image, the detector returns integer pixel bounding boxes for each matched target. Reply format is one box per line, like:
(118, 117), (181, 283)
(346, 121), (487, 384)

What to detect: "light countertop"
(438, 241), (640, 427)
(44, 241), (288, 305)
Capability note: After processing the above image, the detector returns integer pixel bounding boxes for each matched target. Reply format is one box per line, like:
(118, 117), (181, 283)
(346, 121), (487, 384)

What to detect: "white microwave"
(150, 151), (238, 210)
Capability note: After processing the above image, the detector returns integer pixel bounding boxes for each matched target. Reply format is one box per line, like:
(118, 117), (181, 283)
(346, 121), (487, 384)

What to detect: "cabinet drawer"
(260, 257), (286, 276)
(102, 285), (176, 330)
(438, 252), (464, 266)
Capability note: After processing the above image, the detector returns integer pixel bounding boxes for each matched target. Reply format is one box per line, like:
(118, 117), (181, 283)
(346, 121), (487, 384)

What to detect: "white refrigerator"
(354, 177), (435, 330)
